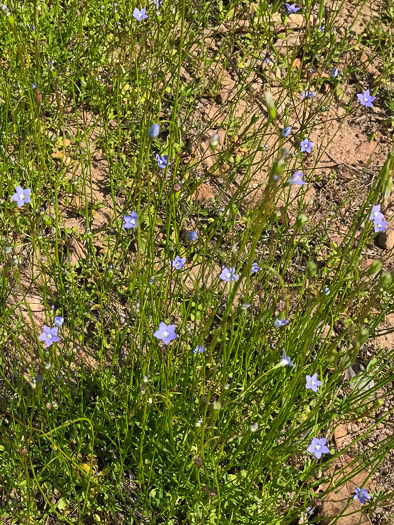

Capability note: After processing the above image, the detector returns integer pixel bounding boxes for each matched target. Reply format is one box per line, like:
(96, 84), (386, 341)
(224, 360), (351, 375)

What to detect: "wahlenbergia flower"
(156, 153), (170, 169)
(274, 318), (288, 327)
(148, 124), (160, 138)
(281, 126), (292, 137)
(286, 3), (300, 13)
(331, 68), (339, 78)
(171, 255), (186, 270)
(373, 218), (388, 233)
(54, 316), (64, 328)
(357, 89), (375, 108)
(38, 326), (60, 348)
(287, 170), (305, 185)
(301, 91), (316, 99)
(318, 26), (324, 31)
(123, 211), (138, 229)
(133, 7), (148, 20)
(354, 487), (371, 505)
(370, 204), (384, 222)
(305, 373), (322, 392)
(11, 186), (31, 207)
(251, 262), (261, 273)
(193, 345), (206, 354)
(307, 437), (329, 459)
(153, 322), (177, 345)
(219, 267), (238, 282)
(279, 350), (294, 367)
(187, 231), (198, 241)
(300, 138), (314, 153)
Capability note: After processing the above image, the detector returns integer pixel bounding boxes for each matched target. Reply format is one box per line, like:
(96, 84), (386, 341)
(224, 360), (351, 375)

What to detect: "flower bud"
(263, 91), (276, 119)
(379, 271), (392, 289)
(209, 133), (219, 151)
(367, 260), (382, 275)
(306, 260), (317, 279)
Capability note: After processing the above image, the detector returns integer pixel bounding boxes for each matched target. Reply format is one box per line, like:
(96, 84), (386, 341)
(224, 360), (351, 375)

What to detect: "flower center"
(311, 380), (316, 385)
(130, 219), (136, 225)
(162, 330), (169, 338)
(20, 194), (25, 200)
(225, 272), (231, 279)
(47, 334), (52, 339)
(314, 444), (321, 451)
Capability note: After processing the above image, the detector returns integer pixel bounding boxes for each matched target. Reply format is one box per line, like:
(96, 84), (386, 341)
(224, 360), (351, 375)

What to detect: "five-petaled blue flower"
(187, 230), (198, 241)
(305, 373), (322, 392)
(354, 487), (371, 505)
(300, 138), (314, 153)
(153, 322), (177, 345)
(281, 126), (292, 138)
(307, 437), (329, 459)
(370, 204), (384, 222)
(156, 153), (170, 169)
(373, 218), (388, 233)
(148, 124), (160, 138)
(123, 211), (138, 229)
(32, 83), (37, 89)
(318, 26), (324, 31)
(38, 326), (60, 348)
(287, 170), (305, 185)
(301, 91), (316, 99)
(286, 3), (300, 13)
(171, 255), (186, 270)
(280, 350), (295, 367)
(357, 89), (375, 108)
(54, 316), (64, 328)
(251, 262), (261, 274)
(11, 186), (31, 207)
(193, 345), (206, 354)
(220, 267), (238, 282)
(274, 317), (288, 327)
(133, 7), (148, 20)
(153, 0), (162, 7)
(331, 68), (339, 78)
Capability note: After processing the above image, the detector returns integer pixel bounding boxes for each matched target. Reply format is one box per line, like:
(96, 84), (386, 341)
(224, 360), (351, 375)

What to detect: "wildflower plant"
(0, 0), (393, 524)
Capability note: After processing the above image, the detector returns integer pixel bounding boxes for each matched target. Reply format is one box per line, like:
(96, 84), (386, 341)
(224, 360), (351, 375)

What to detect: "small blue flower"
(300, 138), (314, 153)
(301, 91), (316, 100)
(38, 326), (60, 348)
(123, 211), (138, 229)
(274, 317), (288, 327)
(354, 487), (371, 505)
(153, 322), (177, 345)
(170, 255), (186, 270)
(156, 153), (170, 169)
(286, 3), (300, 13)
(307, 437), (329, 459)
(54, 316), (64, 328)
(323, 287), (330, 295)
(187, 230), (198, 241)
(32, 83), (37, 89)
(357, 89), (375, 108)
(305, 373), (322, 392)
(193, 345), (206, 354)
(281, 126), (292, 138)
(11, 186), (32, 207)
(251, 262), (261, 274)
(318, 26), (324, 31)
(220, 267), (238, 282)
(331, 68), (339, 78)
(370, 204), (384, 222)
(280, 350), (295, 367)
(148, 123), (160, 138)
(133, 7), (148, 20)
(373, 218), (388, 233)
(287, 170), (305, 185)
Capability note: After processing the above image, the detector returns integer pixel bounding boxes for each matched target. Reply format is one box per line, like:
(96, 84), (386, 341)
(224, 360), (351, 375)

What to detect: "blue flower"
(370, 204), (384, 222)
(323, 287), (330, 295)
(305, 373), (322, 392)
(54, 316), (64, 328)
(274, 318), (288, 327)
(318, 26), (324, 31)
(307, 437), (329, 459)
(287, 170), (305, 185)
(193, 345), (206, 354)
(354, 487), (371, 505)
(148, 124), (160, 138)
(281, 126), (292, 137)
(373, 218), (388, 233)
(153, 322), (177, 345)
(171, 255), (186, 270)
(219, 267), (238, 282)
(301, 91), (316, 99)
(286, 3), (300, 13)
(331, 67), (339, 78)
(11, 186), (31, 207)
(187, 230), (198, 241)
(251, 262), (261, 273)
(357, 89), (375, 108)
(156, 153), (170, 169)
(38, 326), (60, 348)
(133, 7), (148, 20)
(279, 350), (295, 367)
(300, 138), (314, 153)
(123, 211), (138, 229)
(32, 83), (37, 89)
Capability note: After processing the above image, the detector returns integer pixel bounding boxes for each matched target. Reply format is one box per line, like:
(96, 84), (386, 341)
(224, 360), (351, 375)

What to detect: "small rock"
(287, 13), (305, 28)
(274, 33), (301, 56)
(189, 183), (214, 205)
(378, 226), (394, 250)
(355, 141), (377, 159)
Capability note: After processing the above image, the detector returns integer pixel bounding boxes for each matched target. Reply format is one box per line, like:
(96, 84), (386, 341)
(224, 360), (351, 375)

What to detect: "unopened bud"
(209, 133), (219, 151)
(306, 260), (317, 279)
(263, 91), (276, 119)
(379, 271), (392, 289)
